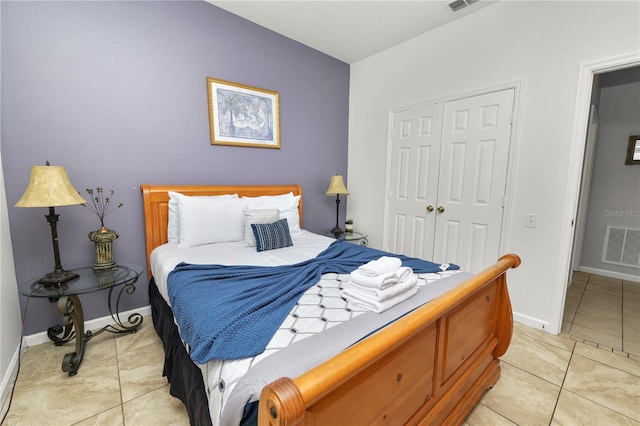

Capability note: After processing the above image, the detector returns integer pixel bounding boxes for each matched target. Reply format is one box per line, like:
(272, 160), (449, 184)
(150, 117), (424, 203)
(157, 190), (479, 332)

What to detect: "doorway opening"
(553, 53), (640, 347)
(571, 65), (640, 281)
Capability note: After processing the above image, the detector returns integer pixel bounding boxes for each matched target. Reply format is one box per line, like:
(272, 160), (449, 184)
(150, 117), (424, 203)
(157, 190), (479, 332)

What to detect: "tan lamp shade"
(325, 175), (349, 196)
(15, 165), (86, 208)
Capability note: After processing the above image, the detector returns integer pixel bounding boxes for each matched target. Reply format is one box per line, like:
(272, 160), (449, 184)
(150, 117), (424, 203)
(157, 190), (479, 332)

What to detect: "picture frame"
(625, 135), (640, 165)
(207, 77), (280, 149)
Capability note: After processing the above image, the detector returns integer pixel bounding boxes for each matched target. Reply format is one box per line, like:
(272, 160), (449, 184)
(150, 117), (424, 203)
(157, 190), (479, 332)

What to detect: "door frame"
(551, 51), (640, 334)
(383, 80), (523, 262)
(570, 105), (599, 278)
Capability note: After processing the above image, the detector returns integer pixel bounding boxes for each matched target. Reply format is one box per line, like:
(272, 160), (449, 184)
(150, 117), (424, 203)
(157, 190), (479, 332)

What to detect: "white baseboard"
(577, 266), (640, 283)
(23, 305), (152, 347)
(0, 342), (23, 420)
(513, 311), (554, 334)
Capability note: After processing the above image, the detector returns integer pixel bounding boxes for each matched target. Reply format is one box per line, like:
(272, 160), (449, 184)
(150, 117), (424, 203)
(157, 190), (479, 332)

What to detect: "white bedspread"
(151, 229), (335, 304)
(150, 230), (459, 425)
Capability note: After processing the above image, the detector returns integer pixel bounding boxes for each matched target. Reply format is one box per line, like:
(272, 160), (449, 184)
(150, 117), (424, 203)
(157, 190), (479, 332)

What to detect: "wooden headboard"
(140, 183), (303, 277)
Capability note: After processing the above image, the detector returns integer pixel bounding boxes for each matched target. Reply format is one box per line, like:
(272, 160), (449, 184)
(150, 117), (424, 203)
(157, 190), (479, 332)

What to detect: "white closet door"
(433, 88), (514, 272)
(386, 103), (444, 258)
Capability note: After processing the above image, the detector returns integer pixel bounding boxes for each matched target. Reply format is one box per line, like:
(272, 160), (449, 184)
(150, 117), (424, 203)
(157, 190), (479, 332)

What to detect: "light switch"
(526, 214), (537, 228)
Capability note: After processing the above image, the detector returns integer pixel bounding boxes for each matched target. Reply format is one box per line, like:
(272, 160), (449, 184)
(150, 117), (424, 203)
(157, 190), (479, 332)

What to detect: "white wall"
(0, 151), (22, 412)
(347, 1), (640, 333)
(0, 3), (23, 410)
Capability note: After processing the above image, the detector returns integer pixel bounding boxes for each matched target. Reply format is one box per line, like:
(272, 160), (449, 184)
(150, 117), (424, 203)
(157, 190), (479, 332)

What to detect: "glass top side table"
(20, 263), (144, 376)
(324, 230), (368, 246)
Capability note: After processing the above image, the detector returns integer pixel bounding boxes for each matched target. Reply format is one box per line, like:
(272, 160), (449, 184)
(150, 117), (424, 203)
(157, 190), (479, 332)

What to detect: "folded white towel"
(349, 266), (414, 289)
(344, 286), (418, 313)
(347, 273), (418, 302)
(394, 266), (413, 281)
(350, 269), (398, 289)
(357, 256), (402, 277)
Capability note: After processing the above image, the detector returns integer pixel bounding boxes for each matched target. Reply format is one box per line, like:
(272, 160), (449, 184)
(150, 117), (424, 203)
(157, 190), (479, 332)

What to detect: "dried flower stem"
(82, 187), (123, 227)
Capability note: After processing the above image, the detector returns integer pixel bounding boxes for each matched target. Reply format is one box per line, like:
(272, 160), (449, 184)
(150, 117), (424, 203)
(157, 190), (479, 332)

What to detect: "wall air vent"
(449, 0), (480, 12)
(602, 225), (640, 268)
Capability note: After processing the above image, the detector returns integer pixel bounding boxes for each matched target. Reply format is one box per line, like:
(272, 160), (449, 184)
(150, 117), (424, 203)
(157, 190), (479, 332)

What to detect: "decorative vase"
(88, 225), (119, 270)
(345, 222), (354, 233)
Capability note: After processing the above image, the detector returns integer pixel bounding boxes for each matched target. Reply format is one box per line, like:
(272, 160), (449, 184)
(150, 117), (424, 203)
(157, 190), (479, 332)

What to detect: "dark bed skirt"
(149, 278), (213, 426)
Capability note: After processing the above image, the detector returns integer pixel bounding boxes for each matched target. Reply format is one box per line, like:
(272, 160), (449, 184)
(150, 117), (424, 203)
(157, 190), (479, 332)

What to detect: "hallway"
(564, 271), (639, 358)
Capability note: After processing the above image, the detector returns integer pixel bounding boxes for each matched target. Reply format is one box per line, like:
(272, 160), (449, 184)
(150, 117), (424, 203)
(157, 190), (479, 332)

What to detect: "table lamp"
(325, 175), (349, 237)
(15, 161), (86, 285)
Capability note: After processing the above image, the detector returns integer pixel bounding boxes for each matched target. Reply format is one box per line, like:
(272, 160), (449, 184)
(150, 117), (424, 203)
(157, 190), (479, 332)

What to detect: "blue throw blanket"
(167, 240), (458, 363)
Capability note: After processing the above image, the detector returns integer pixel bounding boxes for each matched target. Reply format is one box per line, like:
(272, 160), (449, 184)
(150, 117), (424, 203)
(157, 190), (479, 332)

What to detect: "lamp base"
(331, 226), (344, 238)
(38, 269), (79, 286)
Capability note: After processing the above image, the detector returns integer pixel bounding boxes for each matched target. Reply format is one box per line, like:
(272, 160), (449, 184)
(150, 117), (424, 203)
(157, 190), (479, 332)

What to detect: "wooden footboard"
(259, 254), (521, 426)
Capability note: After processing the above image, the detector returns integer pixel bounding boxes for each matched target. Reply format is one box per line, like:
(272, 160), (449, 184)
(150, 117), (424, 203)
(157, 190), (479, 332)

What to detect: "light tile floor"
(2, 273), (639, 425)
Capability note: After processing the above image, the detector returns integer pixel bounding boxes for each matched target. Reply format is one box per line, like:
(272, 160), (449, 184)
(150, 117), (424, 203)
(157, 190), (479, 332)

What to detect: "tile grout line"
(116, 339), (126, 426)
(621, 279), (625, 355)
(546, 337), (577, 425)
(567, 275), (587, 338)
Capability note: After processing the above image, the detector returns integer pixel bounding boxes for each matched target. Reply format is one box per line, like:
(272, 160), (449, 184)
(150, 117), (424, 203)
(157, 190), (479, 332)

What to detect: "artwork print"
(207, 77), (280, 148)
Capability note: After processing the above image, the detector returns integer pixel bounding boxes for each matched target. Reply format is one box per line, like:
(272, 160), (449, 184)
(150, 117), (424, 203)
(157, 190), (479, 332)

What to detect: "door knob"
(437, 206), (445, 213)
(426, 205), (434, 212)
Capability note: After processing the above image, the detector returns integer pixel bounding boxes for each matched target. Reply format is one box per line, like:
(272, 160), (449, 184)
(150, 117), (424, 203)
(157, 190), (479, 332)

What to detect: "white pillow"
(167, 191), (237, 243)
(241, 192), (294, 211)
(279, 195), (301, 232)
(241, 193), (301, 232)
(244, 209), (280, 246)
(176, 195), (244, 248)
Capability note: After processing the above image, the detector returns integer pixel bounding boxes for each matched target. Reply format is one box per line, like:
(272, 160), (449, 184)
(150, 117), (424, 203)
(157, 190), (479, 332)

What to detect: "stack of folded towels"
(343, 256), (418, 313)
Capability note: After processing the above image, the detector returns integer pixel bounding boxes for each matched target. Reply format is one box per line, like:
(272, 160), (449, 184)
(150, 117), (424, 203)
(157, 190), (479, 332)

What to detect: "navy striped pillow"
(251, 219), (293, 252)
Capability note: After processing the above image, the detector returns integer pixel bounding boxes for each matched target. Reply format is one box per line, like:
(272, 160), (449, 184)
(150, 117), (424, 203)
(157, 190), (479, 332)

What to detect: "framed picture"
(207, 77), (280, 149)
(626, 135), (640, 165)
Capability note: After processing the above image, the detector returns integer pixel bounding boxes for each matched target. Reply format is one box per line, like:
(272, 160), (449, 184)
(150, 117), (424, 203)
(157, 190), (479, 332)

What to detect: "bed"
(141, 183), (520, 426)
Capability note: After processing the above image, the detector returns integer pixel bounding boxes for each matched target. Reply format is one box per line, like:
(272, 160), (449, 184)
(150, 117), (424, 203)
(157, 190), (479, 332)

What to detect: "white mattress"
(150, 229), (335, 305)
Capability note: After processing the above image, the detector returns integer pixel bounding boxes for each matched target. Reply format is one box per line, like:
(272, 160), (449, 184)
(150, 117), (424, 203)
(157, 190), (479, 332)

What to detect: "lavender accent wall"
(1, 1), (349, 335)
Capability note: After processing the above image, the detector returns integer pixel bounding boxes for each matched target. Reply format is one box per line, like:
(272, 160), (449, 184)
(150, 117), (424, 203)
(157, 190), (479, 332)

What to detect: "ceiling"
(207, 1), (496, 64)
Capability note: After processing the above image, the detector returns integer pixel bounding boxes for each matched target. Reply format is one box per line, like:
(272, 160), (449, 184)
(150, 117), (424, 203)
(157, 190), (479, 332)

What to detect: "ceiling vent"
(449, 0), (479, 12)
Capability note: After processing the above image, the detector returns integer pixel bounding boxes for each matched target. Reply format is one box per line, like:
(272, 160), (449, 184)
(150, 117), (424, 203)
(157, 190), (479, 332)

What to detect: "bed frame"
(141, 183), (520, 426)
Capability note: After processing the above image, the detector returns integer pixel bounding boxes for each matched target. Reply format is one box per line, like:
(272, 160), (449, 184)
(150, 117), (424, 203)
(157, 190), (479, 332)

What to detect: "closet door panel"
(434, 89), (514, 271)
(386, 104), (444, 258)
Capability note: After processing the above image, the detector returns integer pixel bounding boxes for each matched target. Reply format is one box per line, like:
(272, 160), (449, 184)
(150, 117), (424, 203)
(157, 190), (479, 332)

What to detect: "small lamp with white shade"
(15, 161), (86, 286)
(325, 174), (349, 237)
